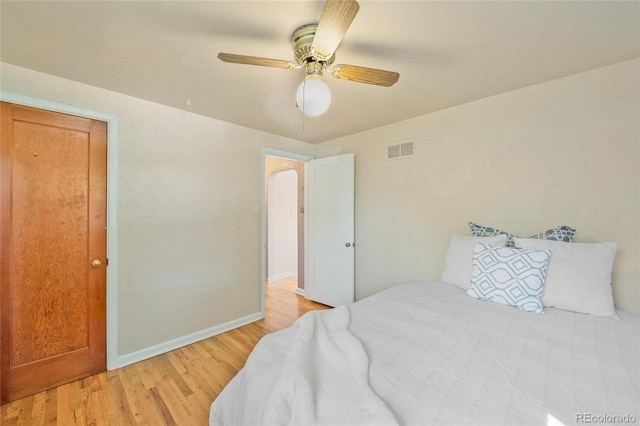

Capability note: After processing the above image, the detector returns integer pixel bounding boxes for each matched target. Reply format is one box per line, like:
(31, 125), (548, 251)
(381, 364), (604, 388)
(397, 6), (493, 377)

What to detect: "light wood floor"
(1, 278), (328, 425)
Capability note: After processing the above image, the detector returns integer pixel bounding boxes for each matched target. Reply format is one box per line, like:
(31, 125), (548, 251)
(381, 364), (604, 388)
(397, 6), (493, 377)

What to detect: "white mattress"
(210, 280), (640, 425)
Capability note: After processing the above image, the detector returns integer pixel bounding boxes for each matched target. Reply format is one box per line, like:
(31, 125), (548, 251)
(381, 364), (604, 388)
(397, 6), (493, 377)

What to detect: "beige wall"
(315, 59), (640, 314)
(0, 63), (315, 359)
(2, 56), (638, 367)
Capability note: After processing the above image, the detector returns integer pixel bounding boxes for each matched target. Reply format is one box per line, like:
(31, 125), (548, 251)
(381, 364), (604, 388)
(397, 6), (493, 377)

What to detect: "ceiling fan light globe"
(296, 77), (331, 116)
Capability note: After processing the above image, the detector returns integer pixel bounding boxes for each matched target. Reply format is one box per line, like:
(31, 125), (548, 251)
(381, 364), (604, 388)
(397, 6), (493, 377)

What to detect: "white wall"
(267, 169), (298, 282)
(315, 59), (640, 314)
(0, 62), (315, 362)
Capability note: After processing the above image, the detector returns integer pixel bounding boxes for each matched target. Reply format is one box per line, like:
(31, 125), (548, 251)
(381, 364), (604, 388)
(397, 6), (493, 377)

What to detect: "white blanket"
(209, 305), (397, 426)
(211, 281), (640, 425)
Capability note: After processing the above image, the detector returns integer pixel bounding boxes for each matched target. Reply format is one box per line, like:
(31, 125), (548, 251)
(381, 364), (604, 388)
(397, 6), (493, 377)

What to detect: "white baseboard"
(267, 271), (297, 283)
(116, 311), (264, 369)
(295, 287), (305, 297)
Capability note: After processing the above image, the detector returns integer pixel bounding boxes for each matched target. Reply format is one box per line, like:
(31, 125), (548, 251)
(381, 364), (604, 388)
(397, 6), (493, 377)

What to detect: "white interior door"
(306, 153), (355, 307)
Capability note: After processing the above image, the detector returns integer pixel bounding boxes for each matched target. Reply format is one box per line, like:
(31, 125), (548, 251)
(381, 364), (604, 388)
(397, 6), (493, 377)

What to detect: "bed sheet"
(210, 280), (639, 425)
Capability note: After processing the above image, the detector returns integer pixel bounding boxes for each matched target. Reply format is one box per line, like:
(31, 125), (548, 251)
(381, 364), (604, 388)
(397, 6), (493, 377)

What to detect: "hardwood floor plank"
(158, 354), (193, 398)
(55, 385), (71, 426)
(155, 379), (192, 425)
(71, 408), (86, 426)
(1, 278), (328, 425)
(1, 397), (19, 419)
(103, 371), (136, 424)
(85, 379), (106, 426)
(43, 389), (58, 425)
(116, 365), (153, 425)
(66, 380), (83, 413)
(149, 386), (177, 426)
(134, 363), (157, 392)
(132, 376), (164, 425)
(30, 391), (46, 424)
(182, 349), (225, 397)
(17, 392), (34, 425)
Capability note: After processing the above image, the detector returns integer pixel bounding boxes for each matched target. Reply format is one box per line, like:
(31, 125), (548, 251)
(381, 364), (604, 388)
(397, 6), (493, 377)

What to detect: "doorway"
(264, 156), (305, 295)
(0, 91), (118, 373)
(260, 149), (355, 312)
(267, 169), (298, 284)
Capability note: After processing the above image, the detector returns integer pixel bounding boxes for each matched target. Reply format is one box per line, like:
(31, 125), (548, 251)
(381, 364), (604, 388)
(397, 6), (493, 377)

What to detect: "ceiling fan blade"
(331, 64), (399, 87)
(311, 0), (360, 61)
(218, 53), (298, 69)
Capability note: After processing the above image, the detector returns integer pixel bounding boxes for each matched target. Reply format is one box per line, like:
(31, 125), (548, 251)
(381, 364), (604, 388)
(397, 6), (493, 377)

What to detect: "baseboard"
(116, 311), (264, 369)
(295, 287), (305, 297)
(267, 271), (297, 283)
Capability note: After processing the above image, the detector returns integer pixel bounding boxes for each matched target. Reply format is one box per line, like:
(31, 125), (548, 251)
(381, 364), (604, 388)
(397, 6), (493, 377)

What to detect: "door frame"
(260, 148), (313, 316)
(1, 91), (119, 370)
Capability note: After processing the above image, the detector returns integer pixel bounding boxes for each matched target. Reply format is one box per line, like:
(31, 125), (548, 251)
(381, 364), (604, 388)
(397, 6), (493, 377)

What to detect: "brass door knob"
(91, 259), (102, 268)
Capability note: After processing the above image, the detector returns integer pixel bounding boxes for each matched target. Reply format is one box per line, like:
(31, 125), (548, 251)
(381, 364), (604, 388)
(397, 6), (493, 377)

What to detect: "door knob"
(91, 259), (102, 268)
(345, 242), (351, 247)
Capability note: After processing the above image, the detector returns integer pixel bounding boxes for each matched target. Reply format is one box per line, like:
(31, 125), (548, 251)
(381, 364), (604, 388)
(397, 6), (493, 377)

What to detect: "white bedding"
(210, 280), (640, 425)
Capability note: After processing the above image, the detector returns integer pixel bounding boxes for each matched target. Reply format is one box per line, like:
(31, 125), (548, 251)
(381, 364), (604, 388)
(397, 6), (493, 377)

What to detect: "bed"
(209, 230), (640, 425)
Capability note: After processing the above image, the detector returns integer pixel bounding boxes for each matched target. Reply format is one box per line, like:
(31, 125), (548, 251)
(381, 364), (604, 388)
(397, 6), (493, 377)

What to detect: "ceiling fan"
(217, 0), (399, 116)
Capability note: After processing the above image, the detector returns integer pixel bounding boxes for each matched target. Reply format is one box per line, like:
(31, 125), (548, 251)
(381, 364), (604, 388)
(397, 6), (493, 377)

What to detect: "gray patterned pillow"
(468, 222), (576, 247)
(467, 243), (551, 314)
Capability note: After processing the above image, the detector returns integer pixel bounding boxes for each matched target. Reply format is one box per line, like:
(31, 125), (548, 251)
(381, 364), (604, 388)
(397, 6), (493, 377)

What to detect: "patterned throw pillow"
(468, 222), (576, 246)
(467, 243), (551, 314)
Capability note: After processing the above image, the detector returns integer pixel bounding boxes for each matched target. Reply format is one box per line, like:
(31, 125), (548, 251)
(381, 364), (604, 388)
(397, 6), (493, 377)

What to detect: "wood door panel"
(9, 348), (90, 401)
(0, 102), (107, 404)
(11, 121), (90, 365)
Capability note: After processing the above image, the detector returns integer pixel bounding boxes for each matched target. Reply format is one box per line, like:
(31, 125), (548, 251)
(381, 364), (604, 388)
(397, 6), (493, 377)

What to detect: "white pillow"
(441, 234), (508, 290)
(467, 243), (551, 314)
(513, 237), (618, 318)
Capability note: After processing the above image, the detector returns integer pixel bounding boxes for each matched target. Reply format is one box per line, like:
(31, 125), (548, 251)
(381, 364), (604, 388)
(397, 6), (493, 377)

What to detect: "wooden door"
(0, 102), (107, 403)
(306, 154), (355, 307)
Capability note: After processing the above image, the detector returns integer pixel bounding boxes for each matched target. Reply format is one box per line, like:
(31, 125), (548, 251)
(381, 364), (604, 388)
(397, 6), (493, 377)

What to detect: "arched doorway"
(264, 156), (305, 294)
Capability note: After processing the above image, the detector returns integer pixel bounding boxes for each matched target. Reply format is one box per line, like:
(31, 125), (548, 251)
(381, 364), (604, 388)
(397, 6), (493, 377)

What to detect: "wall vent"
(387, 140), (415, 160)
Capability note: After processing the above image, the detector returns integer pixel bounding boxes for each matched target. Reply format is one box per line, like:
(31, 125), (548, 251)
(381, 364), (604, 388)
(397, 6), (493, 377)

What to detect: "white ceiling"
(1, 1), (638, 144)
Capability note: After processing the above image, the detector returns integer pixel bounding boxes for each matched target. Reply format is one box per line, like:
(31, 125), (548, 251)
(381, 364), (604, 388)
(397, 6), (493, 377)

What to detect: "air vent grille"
(387, 140), (415, 160)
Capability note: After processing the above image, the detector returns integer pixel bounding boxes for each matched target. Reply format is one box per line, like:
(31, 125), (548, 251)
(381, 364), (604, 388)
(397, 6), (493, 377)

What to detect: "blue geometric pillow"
(468, 222), (576, 247)
(467, 243), (551, 314)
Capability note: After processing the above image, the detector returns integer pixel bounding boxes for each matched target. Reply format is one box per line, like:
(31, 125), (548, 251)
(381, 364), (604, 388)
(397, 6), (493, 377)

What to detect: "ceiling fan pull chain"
(302, 79), (306, 131)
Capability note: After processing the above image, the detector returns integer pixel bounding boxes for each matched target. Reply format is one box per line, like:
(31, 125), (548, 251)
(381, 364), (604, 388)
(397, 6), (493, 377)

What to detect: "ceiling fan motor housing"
(292, 24), (335, 68)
